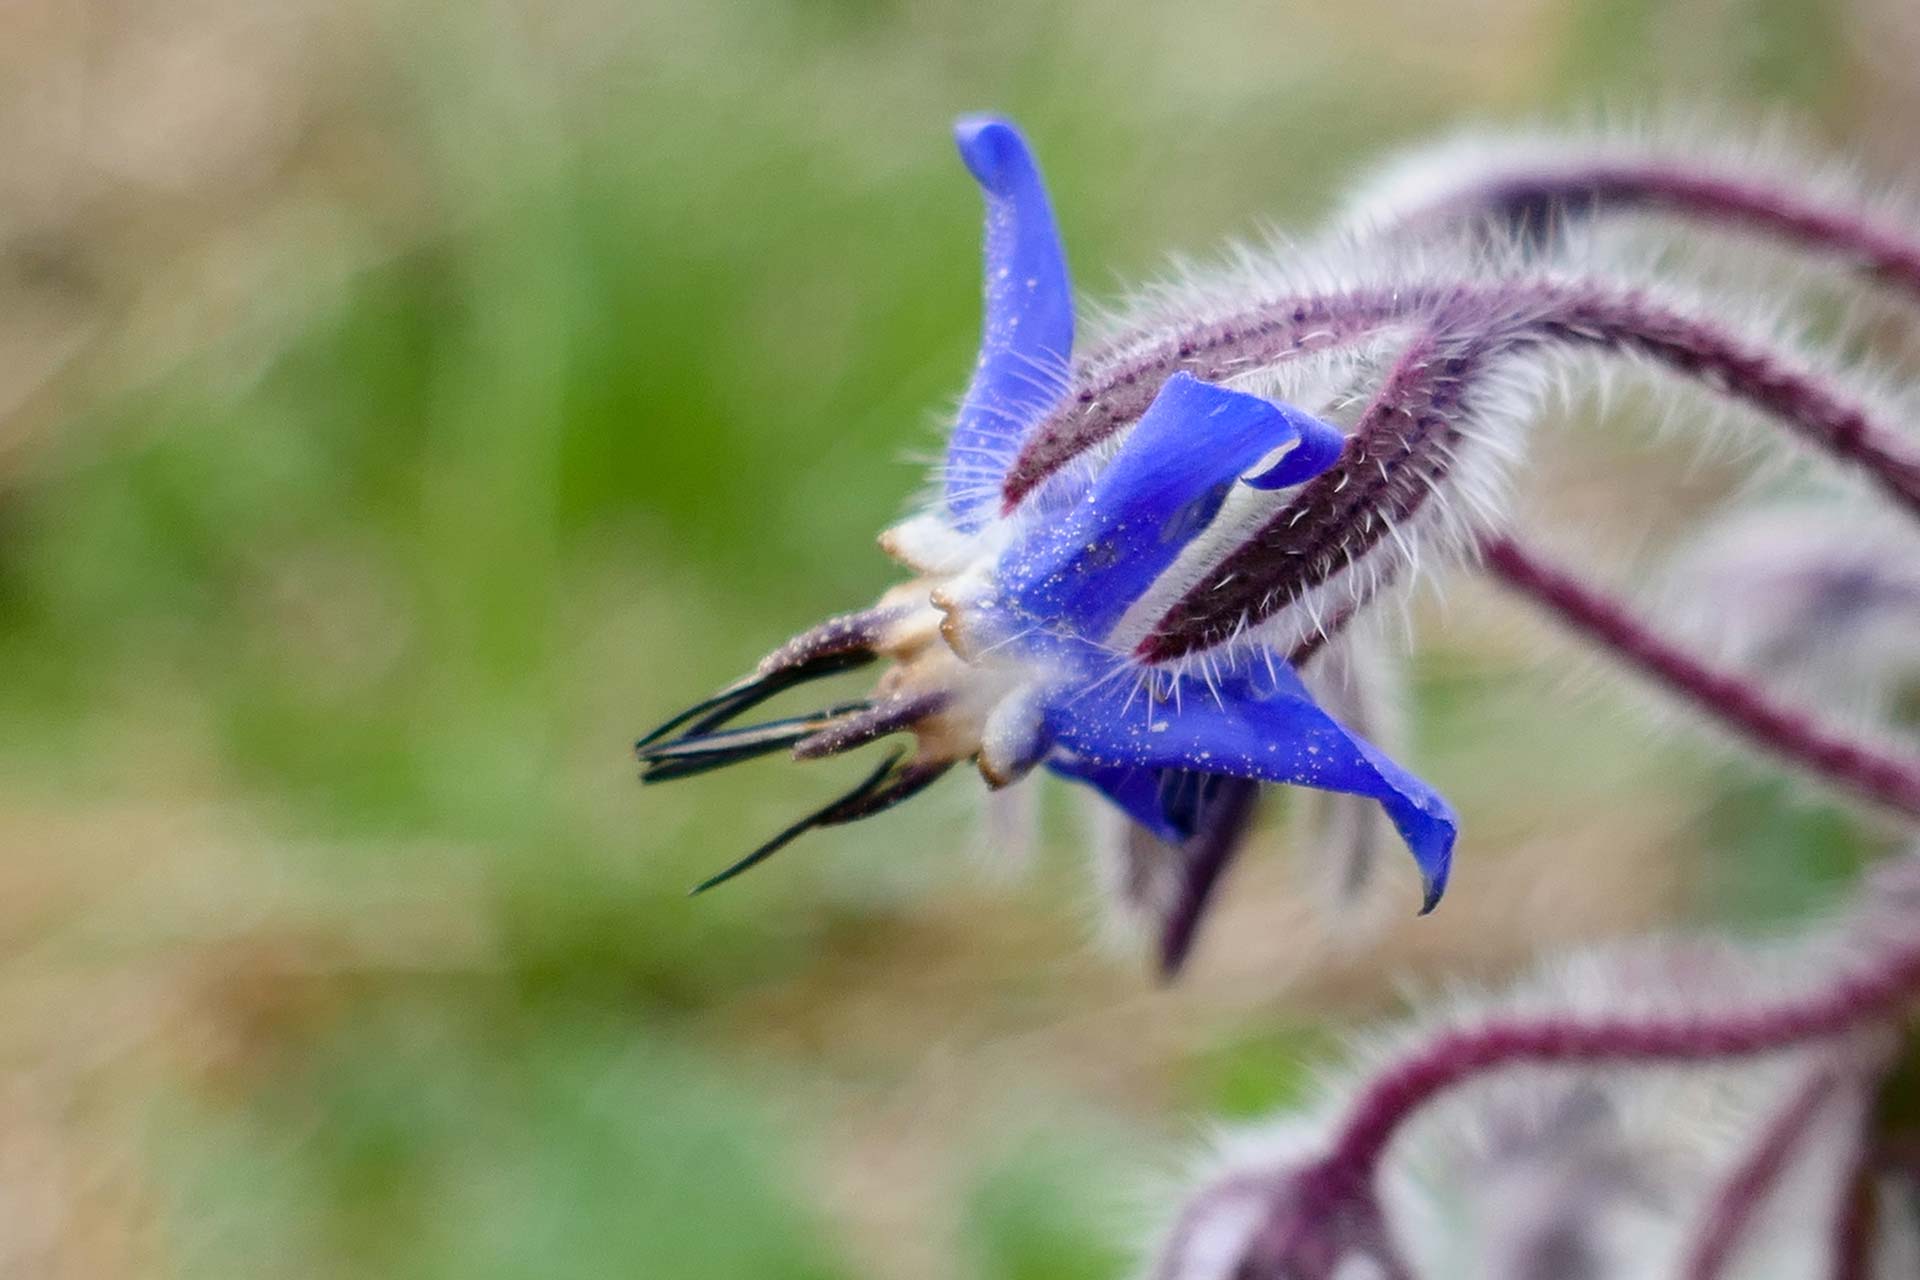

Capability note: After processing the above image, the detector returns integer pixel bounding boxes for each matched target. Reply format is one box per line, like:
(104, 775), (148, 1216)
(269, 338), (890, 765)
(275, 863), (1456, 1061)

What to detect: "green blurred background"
(0, 0), (1909, 1275)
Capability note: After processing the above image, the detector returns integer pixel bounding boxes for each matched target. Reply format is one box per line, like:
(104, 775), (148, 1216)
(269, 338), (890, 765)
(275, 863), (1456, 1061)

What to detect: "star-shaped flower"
(639, 116), (1456, 973)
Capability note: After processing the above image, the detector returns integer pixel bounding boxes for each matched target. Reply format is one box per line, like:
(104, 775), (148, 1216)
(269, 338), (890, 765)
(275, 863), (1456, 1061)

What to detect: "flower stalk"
(1482, 534), (1920, 820)
(1328, 929), (1920, 1193)
(1378, 156), (1920, 304)
(1681, 1066), (1847, 1280)
(1169, 871), (1920, 1278)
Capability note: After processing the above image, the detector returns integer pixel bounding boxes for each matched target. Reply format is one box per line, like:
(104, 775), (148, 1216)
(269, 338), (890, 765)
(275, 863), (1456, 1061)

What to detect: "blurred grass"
(153, 1010), (850, 1280)
(0, 0), (1903, 1275)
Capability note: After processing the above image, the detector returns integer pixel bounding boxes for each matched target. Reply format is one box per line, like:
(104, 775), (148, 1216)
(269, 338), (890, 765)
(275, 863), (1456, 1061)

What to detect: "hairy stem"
(1034, 150), (1920, 513)
(1133, 279), (1920, 659)
(1319, 925), (1920, 1192)
(1150, 1172), (1276, 1280)
(1482, 535), (1920, 820)
(1397, 161), (1920, 305)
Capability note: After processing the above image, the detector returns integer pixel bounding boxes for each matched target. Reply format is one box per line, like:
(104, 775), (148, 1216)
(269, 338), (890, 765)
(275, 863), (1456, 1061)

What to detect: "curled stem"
(1482, 534), (1920, 820)
(1394, 160), (1920, 305)
(1321, 921), (1920, 1194)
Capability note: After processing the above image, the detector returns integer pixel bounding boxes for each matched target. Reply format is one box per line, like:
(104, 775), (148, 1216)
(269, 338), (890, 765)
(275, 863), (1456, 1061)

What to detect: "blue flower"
(639, 116), (1456, 972)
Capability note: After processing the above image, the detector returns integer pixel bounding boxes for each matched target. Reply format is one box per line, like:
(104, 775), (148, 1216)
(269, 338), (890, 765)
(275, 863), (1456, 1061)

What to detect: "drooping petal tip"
(952, 115), (1034, 196)
(1413, 822), (1453, 915)
(1044, 659), (1458, 919)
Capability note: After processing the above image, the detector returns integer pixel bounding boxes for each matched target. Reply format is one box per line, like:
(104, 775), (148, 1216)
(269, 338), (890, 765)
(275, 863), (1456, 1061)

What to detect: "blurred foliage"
(1186, 1023), (1341, 1122)
(0, 0), (1902, 1275)
(960, 1126), (1136, 1280)
(1693, 775), (1879, 931)
(153, 1008), (850, 1280)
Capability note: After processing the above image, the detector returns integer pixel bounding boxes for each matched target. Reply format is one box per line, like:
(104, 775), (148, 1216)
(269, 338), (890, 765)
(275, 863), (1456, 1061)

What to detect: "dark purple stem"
(1320, 934), (1920, 1193)
(1207, 873), (1920, 1279)
(1829, 1089), (1879, 1280)
(1682, 1069), (1843, 1280)
(1404, 162), (1920, 305)
(1239, 1158), (1415, 1280)
(1482, 535), (1920, 820)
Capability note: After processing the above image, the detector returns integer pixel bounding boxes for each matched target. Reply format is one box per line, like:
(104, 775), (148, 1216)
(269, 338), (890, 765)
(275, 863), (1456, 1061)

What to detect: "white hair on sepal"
(1079, 219), (1497, 367)
(1228, 334), (1553, 669)
(1098, 308), (1559, 681)
(1100, 244), (1907, 697)
(1100, 331), (1415, 657)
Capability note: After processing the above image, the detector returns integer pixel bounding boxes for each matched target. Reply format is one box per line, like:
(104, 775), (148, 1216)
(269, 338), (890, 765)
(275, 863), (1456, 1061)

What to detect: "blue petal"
(1046, 757), (1187, 843)
(1044, 760), (1240, 845)
(1242, 406), (1346, 489)
(945, 117), (1076, 528)
(1043, 660), (1456, 911)
(997, 374), (1308, 639)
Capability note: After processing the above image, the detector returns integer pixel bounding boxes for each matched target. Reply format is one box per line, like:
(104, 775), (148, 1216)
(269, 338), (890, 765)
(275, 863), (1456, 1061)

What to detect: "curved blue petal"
(945, 116), (1075, 528)
(997, 374), (1306, 639)
(1242, 406), (1347, 489)
(1043, 661), (1456, 911)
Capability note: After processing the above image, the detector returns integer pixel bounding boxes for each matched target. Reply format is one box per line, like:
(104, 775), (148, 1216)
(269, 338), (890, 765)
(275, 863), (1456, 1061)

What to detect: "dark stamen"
(688, 750), (929, 894)
(636, 675), (773, 749)
(754, 605), (908, 678)
(636, 606), (907, 749)
(638, 606), (906, 751)
(817, 758), (954, 824)
(644, 650), (872, 749)
(639, 700), (874, 783)
(686, 650), (875, 737)
(640, 701), (870, 761)
(791, 689), (950, 760)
